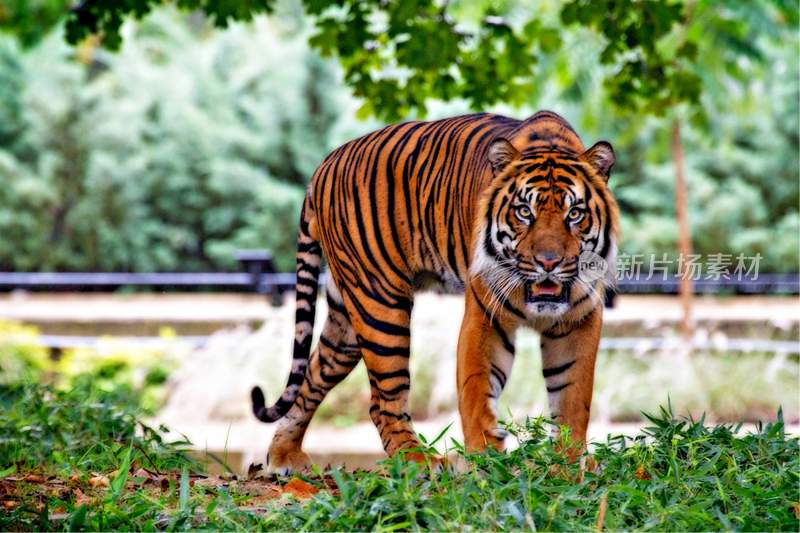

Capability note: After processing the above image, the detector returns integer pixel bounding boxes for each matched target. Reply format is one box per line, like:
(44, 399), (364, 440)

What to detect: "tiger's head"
(472, 136), (619, 318)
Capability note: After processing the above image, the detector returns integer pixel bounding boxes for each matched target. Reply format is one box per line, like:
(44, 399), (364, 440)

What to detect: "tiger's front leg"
(457, 282), (519, 453)
(539, 307), (602, 459)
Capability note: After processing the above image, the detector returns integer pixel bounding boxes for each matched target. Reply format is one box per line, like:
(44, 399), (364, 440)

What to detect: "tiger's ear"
(581, 141), (615, 181)
(487, 138), (520, 174)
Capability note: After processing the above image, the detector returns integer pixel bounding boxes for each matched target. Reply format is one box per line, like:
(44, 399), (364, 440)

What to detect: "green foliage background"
(0, 1), (797, 273)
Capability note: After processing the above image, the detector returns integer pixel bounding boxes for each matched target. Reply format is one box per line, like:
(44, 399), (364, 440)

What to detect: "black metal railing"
(0, 250), (292, 305)
(615, 274), (799, 294)
(0, 250), (796, 307)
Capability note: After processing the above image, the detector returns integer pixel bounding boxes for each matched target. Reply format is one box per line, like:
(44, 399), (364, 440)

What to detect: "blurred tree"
(2, 1), (789, 119)
(0, 1), (722, 120)
(0, 12), (351, 272)
(0, 40), (26, 151)
(0, 0), (71, 46)
(0, 1), (796, 277)
(559, 0), (795, 335)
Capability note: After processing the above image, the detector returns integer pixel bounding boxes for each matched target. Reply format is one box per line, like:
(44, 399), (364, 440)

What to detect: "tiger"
(251, 110), (618, 473)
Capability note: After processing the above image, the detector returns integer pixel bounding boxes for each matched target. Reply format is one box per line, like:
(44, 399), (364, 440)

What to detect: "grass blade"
(179, 466), (190, 514)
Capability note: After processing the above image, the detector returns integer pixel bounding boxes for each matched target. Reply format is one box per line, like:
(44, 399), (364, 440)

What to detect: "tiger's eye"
(517, 205), (532, 219)
(568, 208), (584, 222)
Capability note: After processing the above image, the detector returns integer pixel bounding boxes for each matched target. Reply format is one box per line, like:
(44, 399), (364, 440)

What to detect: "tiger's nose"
(535, 251), (563, 272)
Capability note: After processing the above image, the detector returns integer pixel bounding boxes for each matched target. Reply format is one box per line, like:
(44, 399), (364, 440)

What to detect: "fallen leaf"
(634, 465), (650, 481)
(283, 478), (319, 499)
(247, 492), (281, 507)
(194, 476), (227, 489)
(73, 488), (91, 507)
(131, 468), (157, 485)
(23, 474), (45, 483)
(791, 502), (800, 519)
(3, 500), (18, 510)
(48, 486), (70, 499)
(88, 475), (109, 488)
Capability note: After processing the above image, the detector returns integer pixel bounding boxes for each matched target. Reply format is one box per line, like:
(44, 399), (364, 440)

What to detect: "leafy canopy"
(2, 0), (795, 120)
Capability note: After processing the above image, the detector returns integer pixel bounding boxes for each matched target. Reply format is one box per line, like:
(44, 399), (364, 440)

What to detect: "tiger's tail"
(251, 196), (321, 423)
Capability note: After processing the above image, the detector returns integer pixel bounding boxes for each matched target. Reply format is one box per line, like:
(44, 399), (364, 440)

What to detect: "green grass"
(0, 377), (193, 476)
(1, 379), (798, 531)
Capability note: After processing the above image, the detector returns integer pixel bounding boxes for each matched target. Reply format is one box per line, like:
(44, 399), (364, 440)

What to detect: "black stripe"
(379, 382), (411, 398)
(542, 327), (574, 339)
(296, 277), (317, 289)
(318, 335), (340, 352)
(344, 287), (411, 337)
(470, 286), (516, 354)
(546, 382), (572, 393)
(294, 307), (315, 324)
(326, 293), (347, 314)
(357, 336), (409, 357)
(570, 292), (591, 308)
(542, 360), (575, 378)
(296, 257), (320, 274)
(490, 363), (507, 389)
(379, 410), (411, 421)
(369, 368), (411, 381)
(297, 241), (320, 254)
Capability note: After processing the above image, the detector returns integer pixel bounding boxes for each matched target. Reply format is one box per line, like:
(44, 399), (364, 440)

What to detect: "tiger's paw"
(388, 448), (447, 474)
(444, 452), (470, 473)
(266, 449), (312, 476)
(398, 450), (445, 473)
(486, 427), (509, 450)
(463, 426), (508, 454)
(547, 454), (597, 482)
(582, 454), (599, 473)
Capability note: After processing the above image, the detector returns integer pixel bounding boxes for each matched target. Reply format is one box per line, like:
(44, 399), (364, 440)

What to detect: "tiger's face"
(472, 138), (619, 318)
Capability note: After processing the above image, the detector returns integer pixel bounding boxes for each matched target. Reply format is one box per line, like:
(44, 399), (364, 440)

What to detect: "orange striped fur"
(252, 111), (619, 472)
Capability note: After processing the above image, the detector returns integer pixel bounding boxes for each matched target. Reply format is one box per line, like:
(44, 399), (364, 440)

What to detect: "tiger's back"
(309, 112), (584, 291)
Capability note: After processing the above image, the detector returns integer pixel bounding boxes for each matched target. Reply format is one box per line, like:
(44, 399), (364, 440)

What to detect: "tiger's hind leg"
(267, 281), (361, 474)
(334, 281), (428, 461)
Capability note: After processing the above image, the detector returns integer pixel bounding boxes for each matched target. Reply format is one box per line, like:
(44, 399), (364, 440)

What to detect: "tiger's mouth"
(525, 279), (567, 304)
